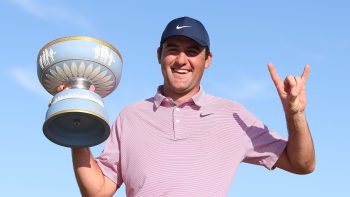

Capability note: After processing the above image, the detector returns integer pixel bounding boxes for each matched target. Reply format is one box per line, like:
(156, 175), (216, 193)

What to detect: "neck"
(162, 86), (200, 105)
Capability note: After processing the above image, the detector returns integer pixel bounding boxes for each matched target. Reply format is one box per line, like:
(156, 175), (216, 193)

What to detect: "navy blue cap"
(160, 16), (210, 49)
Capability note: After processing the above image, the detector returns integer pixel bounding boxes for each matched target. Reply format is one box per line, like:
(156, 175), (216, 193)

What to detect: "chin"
(173, 85), (196, 94)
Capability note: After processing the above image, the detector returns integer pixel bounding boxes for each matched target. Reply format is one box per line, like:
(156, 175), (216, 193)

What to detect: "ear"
(157, 47), (161, 64)
(204, 52), (213, 69)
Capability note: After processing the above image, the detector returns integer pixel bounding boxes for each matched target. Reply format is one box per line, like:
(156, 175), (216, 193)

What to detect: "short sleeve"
(237, 105), (287, 170)
(95, 116), (123, 188)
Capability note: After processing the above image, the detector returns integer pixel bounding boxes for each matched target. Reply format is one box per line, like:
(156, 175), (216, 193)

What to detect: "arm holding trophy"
(72, 148), (117, 196)
(37, 36), (123, 195)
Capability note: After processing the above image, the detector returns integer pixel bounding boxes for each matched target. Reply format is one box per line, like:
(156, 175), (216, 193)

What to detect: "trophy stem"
(63, 78), (92, 90)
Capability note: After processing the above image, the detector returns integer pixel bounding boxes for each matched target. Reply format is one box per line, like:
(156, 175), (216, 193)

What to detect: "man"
(72, 16), (315, 196)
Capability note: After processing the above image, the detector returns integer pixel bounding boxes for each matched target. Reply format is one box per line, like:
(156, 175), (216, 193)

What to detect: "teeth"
(173, 69), (190, 74)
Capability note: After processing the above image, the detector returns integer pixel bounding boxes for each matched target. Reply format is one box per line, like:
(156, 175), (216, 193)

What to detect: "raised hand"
(267, 63), (310, 117)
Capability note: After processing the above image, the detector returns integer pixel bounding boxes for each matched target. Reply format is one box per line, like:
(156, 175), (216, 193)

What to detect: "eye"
(165, 46), (179, 55)
(186, 49), (200, 57)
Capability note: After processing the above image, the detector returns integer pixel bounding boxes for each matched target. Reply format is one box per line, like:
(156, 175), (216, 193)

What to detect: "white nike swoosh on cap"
(176, 25), (192, 30)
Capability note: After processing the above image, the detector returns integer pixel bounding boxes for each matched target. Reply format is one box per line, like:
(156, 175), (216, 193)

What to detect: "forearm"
(285, 112), (315, 173)
(71, 148), (109, 196)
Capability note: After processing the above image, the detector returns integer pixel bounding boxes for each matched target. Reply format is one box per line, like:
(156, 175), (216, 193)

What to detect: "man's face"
(157, 36), (212, 98)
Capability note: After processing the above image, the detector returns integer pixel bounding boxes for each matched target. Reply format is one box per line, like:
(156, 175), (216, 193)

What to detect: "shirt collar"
(153, 86), (169, 109)
(153, 85), (206, 110)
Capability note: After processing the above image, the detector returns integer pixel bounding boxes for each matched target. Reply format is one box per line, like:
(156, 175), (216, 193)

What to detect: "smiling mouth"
(172, 68), (192, 74)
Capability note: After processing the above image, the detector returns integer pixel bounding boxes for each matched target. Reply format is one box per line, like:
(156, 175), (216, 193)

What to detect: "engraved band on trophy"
(37, 36), (123, 147)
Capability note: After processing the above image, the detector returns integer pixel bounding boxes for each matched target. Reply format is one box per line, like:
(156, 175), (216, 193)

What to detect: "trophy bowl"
(37, 36), (123, 147)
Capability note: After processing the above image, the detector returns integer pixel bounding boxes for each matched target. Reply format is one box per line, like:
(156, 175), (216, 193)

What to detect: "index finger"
(267, 62), (283, 87)
(301, 64), (310, 82)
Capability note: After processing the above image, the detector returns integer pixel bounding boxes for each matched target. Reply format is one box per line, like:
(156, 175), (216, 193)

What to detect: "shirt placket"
(172, 106), (181, 140)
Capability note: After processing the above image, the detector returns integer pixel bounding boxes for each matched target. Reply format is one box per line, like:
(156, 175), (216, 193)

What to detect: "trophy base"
(43, 111), (110, 147)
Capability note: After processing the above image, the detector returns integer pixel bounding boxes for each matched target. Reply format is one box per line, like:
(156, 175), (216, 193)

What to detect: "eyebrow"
(164, 43), (202, 51)
(164, 43), (178, 48)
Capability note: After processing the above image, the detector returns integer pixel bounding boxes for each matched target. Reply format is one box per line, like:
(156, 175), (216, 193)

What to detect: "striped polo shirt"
(96, 86), (287, 196)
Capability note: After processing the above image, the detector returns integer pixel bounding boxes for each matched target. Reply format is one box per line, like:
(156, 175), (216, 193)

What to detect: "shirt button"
(175, 119), (180, 123)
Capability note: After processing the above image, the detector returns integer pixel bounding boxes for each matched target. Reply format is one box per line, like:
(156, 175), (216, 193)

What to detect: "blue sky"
(0, 0), (349, 196)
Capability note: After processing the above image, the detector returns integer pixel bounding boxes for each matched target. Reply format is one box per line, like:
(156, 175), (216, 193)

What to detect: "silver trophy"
(37, 36), (123, 147)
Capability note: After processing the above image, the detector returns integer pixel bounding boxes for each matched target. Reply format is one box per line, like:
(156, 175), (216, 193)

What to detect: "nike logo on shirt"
(200, 113), (213, 118)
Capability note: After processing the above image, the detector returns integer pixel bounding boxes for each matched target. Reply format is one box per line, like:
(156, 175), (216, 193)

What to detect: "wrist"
(285, 110), (305, 120)
(71, 147), (91, 156)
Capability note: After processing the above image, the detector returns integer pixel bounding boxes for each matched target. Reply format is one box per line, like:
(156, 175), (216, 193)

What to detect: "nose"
(175, 52), (187, 66)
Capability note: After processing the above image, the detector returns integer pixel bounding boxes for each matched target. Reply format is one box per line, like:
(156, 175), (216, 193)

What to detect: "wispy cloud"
(10, 67), (51, 99)
(9, 0), (94, 30)
(206, 75), (274, 101)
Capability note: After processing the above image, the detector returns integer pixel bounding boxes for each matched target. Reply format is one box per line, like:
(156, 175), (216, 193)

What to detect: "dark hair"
(204, 47), (210, 59)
